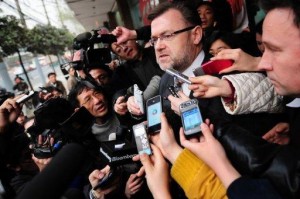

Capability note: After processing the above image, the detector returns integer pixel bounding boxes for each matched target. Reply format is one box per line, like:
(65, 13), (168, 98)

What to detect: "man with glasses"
(68, 81), (120, 142)
(147, 1), (210, 138)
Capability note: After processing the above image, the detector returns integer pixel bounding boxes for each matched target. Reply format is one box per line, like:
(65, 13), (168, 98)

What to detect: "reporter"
(0, 98), (36, 197)
(134, 144), (171, 199)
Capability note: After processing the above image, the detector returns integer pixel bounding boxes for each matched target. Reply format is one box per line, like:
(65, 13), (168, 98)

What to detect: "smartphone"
(132, 123), (152, 155)
(166, 68), (191, 84)
(93, 168), (121, 190)
(133, 84), (144, 114)
(146, 95), (162, 134)
(168, 85), (179, 98)
(179, 99), (203, 138)
(16, 91), (35, 104)
(193, 59), (233, 76)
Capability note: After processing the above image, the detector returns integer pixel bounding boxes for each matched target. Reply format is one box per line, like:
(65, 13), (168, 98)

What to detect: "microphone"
(17, 143), (86, 199)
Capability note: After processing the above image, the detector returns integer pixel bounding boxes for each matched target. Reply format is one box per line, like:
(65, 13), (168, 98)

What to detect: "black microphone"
(17, 143), (86, 199)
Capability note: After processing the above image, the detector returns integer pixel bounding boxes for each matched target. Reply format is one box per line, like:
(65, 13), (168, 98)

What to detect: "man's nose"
(154, 38), (165, 50)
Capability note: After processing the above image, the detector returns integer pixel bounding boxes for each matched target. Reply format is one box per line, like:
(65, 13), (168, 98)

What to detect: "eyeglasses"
(149, 26), (196, 46)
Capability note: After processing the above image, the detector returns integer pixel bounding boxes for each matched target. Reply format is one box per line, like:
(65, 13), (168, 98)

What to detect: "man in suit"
(148, 2), (208, 136)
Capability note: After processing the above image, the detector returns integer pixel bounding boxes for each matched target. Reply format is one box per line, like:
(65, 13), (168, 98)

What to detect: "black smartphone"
(146, 95), (162, 134)
(168, 85), (179, 98)
(179, 99), (203, 138)
(93, 168), (120, 190)
(16, 91), (35, 104)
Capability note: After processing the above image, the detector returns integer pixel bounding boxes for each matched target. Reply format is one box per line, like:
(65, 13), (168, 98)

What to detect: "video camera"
(60, 28), (116, 88)
(26, 97), (95, 159)
(71, 29), (116, 69)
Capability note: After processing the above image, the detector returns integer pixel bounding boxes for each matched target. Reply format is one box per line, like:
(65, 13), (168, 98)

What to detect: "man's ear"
(191, 26), (203, 45)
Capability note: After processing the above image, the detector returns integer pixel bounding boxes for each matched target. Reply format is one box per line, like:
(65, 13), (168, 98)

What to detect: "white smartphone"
(146, 95), (162, 134)
(132, 123), (152, 155)
(16, 91), (35, 104)
(133, 84), (144, 114)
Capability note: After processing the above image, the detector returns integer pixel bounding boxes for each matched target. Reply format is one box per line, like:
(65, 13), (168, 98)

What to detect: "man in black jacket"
(173, 0), (300, 198)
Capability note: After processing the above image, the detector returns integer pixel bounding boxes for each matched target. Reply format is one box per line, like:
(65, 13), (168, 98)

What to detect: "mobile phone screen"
(182, 107), (203, 132)
(133, 125), (152, 155)
(148, 102), (161, 128)
(147, 96), (162, 133)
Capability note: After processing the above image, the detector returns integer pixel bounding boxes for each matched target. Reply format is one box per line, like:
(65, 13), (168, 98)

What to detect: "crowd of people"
(0, 0), (299, 198)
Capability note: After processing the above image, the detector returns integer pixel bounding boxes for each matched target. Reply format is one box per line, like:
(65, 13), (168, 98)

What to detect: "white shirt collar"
(286, 98), (300, 108)
(181, 51), (205, 96)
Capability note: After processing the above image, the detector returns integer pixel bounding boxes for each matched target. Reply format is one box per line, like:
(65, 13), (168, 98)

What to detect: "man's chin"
(158, 62), (172, 71)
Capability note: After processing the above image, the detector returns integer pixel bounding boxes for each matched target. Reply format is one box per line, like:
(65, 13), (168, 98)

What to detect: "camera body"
(60, 29), (117, 80)
(27, 98), (94, 159)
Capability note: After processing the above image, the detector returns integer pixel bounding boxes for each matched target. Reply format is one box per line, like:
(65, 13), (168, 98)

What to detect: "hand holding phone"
(16, 91), (35, 104)
(193, 59), (233, 76)
(93, 168), (121, 190)
(146, 95), (162, 134)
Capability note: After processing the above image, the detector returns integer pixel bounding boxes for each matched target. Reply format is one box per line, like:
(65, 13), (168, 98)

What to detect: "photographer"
(0, 97), (38, 197)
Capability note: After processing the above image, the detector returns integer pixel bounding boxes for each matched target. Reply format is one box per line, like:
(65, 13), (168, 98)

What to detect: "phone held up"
(193, 59), (233, 76)
(93, 167), (122, 190)
(166, 68), (191, 84)
(16, 91), (35, 104)
(146, 95), (162, 134)
(133, 84), (144, 114)
(179, 99), (203, 138)
(132, 123), (152, 155)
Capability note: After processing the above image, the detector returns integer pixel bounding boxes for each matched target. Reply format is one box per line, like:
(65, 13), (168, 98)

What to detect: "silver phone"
(166, 68), (191, 84)
(16, 91), (35, 104)
(179, 99), (203, 137)
(132, 123), (152, 155)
